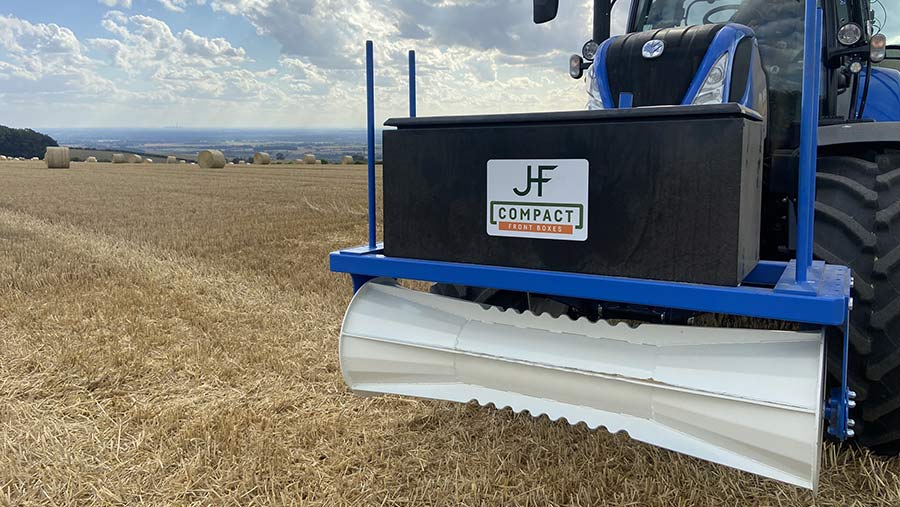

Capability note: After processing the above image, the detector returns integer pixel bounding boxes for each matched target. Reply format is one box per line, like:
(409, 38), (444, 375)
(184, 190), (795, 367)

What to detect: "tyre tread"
(817, 152), (900, 455)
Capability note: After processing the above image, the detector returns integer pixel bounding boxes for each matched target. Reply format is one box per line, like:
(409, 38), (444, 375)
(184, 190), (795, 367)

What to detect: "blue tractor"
(549, 0), (900, 455)
(331, 0), (900, 489)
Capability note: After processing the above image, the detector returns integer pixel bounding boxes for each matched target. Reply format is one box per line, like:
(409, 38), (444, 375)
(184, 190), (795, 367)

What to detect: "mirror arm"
(534, 0), (611, 44)
(593, 0), (612, 44)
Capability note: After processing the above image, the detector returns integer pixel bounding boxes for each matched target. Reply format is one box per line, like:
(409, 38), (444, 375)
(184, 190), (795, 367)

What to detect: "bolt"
(848, 419), (856, 428)
(847, 428), (856, 438)
(849, 298), (854, 311)
(851, 276), (855, 288)
(849, 390), (857, 399)
(849, 400), (857, 408)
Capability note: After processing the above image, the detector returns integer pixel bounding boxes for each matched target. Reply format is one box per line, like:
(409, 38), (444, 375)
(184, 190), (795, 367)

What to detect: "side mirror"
(569, 54), (585, 79)
(534, 0), (559, 24)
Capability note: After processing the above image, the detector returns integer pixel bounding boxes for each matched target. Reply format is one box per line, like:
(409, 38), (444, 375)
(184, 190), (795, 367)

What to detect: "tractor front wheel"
(815, 149), (900, 454)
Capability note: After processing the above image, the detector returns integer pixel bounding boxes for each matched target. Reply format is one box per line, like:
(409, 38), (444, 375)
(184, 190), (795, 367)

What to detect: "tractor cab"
(549, 0), (897, 144)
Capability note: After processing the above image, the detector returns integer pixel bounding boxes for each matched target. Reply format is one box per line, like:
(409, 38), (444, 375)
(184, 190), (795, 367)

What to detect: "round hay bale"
(0, 155), (6, 160)
(113, 154), (126, 164)
(145, 158), (154, 164)
(126, 154), (142, 164)
(314, 159), (322, 165)
(85, 156), (98, 163)
(341, 155), (354, 165)
(227, 162), (235, 165)
(167, 156), (177, 164)
(179, 160), (187, 164)
(31, 157), (39, 161)
(253, 152), (272, 165)
(45, 147), (70, 169)
(238, 160), (246, 165)
(197, 150), (226, 168)
(303, 153), (316, 165)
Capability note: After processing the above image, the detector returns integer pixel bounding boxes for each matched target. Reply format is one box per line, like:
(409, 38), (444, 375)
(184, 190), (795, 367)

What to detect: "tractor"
(330, 0), (900, 489)
(556, 0), (900, 457)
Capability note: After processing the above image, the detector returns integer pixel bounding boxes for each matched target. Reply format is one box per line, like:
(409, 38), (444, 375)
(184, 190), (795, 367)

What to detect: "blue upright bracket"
(790, 2), (856, 440)
(366, 40), (377, 250)
(825, 304), (856, 440)
(793, 4), (824, 284)
(409, 50), (417, 118)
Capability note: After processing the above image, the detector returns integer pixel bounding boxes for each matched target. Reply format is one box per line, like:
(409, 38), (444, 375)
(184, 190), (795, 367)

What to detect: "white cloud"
(89, 12), (248, 72)
(98, 0), (133, 8)
(0, 15), (113, 95)
(181, 29), (246, 63)
(1, 0), (618, 127)
(157, 0), (188, 12)
(0, 13), (277, 127)
(199, 0), (592, 122)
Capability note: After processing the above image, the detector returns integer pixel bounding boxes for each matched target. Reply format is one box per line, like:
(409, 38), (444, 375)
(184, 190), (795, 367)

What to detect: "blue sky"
(0, 0), (594, 129)
(0, 0), (897, 129)
(2, 1), (281, 71)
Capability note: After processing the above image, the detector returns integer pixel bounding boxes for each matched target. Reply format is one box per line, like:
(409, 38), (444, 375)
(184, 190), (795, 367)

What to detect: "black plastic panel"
(730, 37), (754, 103)
(605, 24), (725, 107)
(383, 106), (764, 286)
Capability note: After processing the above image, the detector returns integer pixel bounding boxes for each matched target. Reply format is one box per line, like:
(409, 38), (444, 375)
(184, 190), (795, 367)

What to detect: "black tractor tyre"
(814, 149), (900, 455)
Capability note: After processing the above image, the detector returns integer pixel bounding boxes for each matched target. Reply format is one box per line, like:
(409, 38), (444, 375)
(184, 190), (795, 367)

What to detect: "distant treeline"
(0, 125), (59, 158)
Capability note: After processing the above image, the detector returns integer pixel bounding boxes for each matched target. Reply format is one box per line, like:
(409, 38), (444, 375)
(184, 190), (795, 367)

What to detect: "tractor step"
(339, 280), (826, 489)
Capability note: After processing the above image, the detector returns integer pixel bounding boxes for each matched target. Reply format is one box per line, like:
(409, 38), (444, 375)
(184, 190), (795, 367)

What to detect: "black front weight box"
(382, 104), (763, 287)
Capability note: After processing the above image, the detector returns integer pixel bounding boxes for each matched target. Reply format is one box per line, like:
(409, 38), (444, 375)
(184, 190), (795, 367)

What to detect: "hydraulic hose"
(848, 73), (860, 121)
(857, 59), (872, 120)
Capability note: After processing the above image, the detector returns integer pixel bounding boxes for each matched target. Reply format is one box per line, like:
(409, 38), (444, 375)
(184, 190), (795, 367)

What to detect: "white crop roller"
(339, 280), (826, 489)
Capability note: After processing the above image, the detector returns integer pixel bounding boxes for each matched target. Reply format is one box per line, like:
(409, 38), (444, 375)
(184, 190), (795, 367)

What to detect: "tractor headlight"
(692, 53), (728, 106)
(585, 64), (604, 110)
(582, 40), (599, 61)
(838, 23), (863, 46)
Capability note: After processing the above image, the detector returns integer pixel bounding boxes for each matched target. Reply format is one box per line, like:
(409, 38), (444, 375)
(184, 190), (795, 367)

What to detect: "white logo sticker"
(486, 159), (589, 241)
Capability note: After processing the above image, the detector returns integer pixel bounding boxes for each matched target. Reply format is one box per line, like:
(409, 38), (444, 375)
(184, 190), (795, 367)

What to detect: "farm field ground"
(1, 160), (899, 506)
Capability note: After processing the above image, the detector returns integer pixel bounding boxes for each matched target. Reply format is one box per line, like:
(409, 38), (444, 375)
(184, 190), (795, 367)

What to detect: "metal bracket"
(340, 243), (384, 256)
(351, 274), (377, 293)
(340, 244), (384, 292)
(774, 259), (826, 295)
(825, 303), (856, 440)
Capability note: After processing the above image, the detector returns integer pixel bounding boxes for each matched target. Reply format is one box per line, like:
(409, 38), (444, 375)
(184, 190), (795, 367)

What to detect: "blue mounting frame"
(334, 249), (849, 326)
(341, 15), (854, 439)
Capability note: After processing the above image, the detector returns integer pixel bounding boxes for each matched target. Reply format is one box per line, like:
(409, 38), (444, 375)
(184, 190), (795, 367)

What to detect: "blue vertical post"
(366, 40), (377, 249)
(807, 10), (823, 265)
(409, 50), (417, 118)
(794, 0), (822, 284)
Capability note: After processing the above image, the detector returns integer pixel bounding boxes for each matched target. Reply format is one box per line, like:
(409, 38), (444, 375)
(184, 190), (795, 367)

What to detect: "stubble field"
(1, 159), (899, 506)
